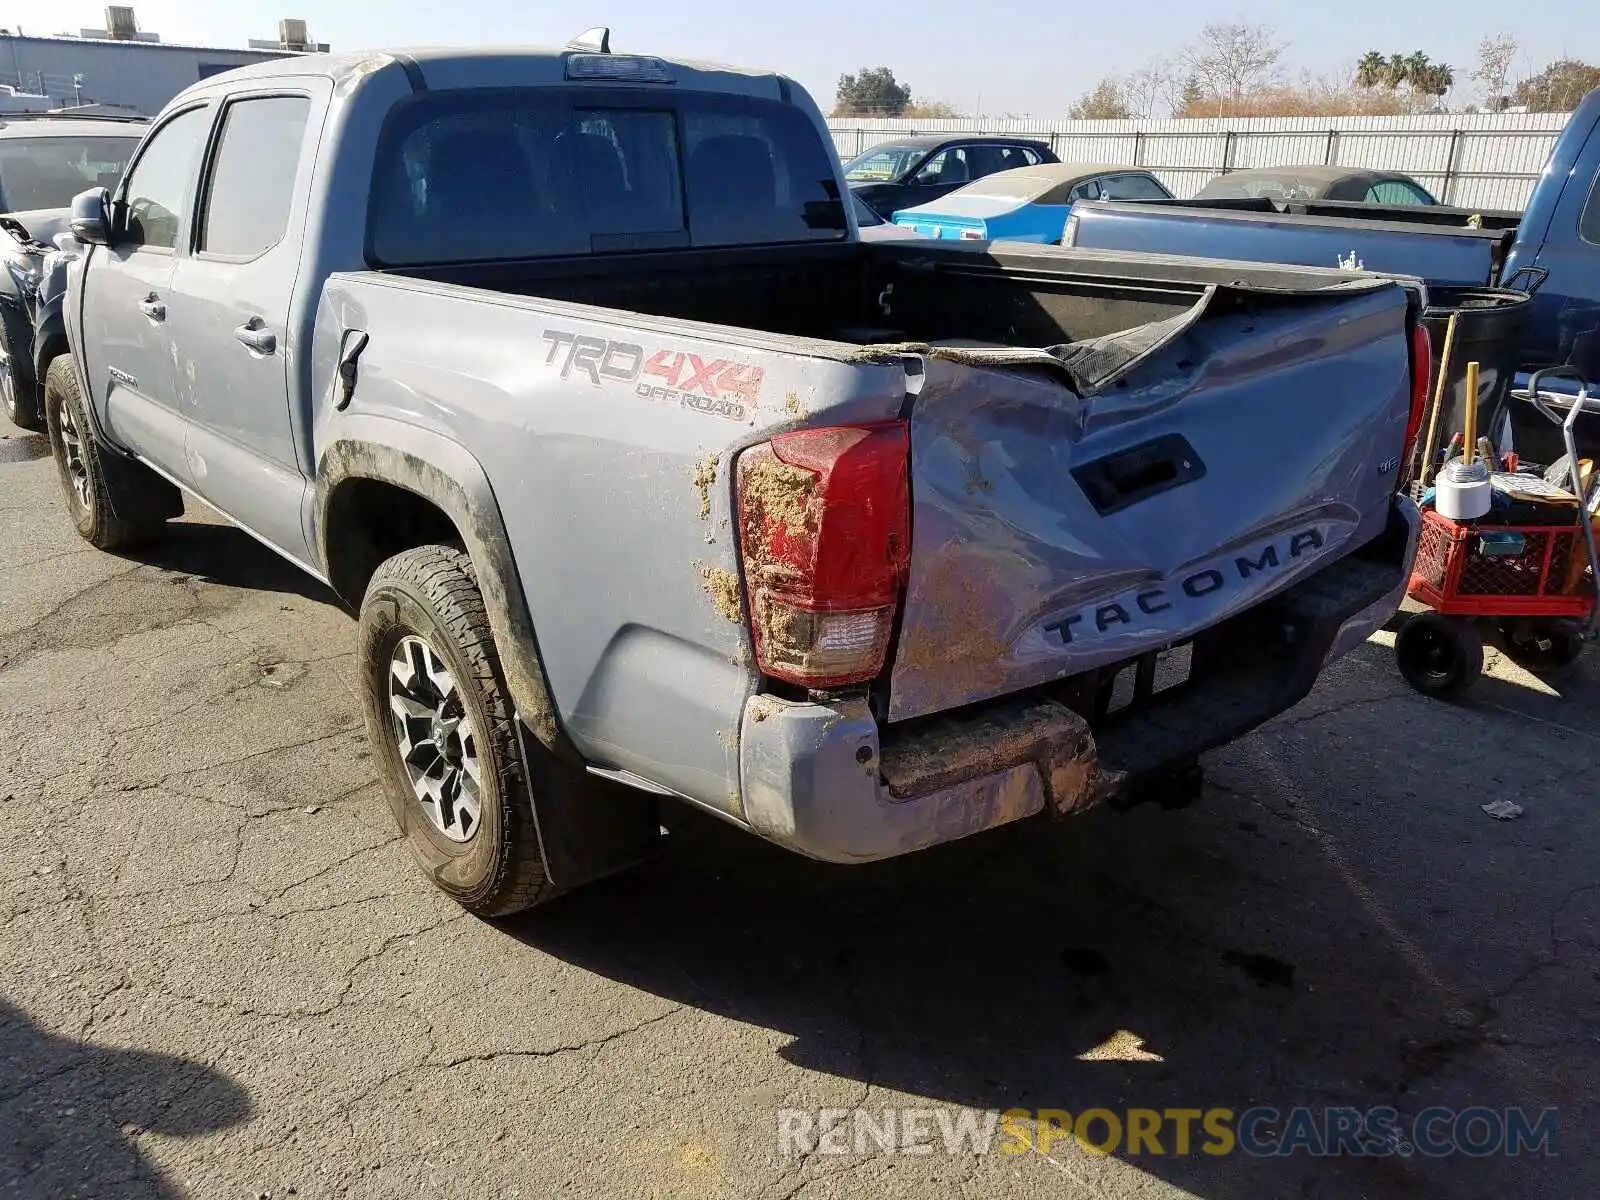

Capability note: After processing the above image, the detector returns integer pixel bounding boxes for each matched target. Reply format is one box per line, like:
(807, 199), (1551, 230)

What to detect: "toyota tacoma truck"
(49, 36), (1426, 915)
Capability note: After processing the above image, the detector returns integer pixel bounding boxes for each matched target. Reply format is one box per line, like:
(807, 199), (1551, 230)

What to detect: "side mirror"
(69, 187), (112, 246)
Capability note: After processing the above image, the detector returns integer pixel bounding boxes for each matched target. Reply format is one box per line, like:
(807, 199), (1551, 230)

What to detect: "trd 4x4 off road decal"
(540, 330), (765, 422)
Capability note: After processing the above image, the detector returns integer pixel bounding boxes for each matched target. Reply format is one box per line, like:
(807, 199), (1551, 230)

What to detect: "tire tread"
(364, 544), (556, 916)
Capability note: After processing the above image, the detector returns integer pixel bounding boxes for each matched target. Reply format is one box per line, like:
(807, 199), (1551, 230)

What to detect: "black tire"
(1, 300), (42, 431)
(1497, 619), (1585, 672)
(42, 356), (181, 551)
(358, 545), (557, 917)
(1395, 612), (1484, 698)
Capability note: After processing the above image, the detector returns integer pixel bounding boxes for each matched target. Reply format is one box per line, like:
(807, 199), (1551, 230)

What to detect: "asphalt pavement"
(2, 425), (1596, 1199)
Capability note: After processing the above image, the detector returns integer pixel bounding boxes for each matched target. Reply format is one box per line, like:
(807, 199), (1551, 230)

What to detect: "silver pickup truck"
(49, 36), (1427, 915)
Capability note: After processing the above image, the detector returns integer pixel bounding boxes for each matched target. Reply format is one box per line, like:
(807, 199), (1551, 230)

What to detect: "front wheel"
(42, 356), (181, 550)
(1, 304), (42, 431)
(1395, 612), (1484, 698)
(358, 545), (557, 917)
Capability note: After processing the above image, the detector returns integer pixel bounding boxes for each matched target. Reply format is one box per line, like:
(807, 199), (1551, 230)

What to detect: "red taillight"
(736, 421), (910, 688)
(1403, 322), (1433, 482)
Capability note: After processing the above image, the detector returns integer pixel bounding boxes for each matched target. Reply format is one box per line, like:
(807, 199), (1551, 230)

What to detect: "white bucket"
(1435, 460), (1492, 521)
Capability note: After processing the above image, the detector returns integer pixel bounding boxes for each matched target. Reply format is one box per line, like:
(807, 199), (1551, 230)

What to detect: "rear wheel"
(43, 356), (180, 550)
(1, 303), (41, 431)
(1395, 612), (1483, 698)
(358, 545), (557, 916)
(1498, 619), (1585, 672)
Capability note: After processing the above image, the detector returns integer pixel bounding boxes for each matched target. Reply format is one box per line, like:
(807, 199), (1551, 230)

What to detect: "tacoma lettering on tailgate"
(1042, 527), (1327, 646)
(540, 329), (764, 422)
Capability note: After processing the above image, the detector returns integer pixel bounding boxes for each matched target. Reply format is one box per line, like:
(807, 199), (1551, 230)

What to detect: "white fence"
(826, 113), (1573, 210)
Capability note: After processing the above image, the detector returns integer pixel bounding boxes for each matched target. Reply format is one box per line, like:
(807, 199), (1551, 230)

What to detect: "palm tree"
(1421, 63), (1454, 98)
(1404, 51), (1432, 89)
(1356, 51), (1387, 89)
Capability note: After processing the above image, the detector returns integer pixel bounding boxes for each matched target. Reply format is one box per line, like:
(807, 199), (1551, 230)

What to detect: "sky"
(3, 0), (1594, 115)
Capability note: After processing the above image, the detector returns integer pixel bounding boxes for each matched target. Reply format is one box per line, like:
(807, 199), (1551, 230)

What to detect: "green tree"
(833, 68), (914, 117)
(1356, 50), (1453, 106)
(1513, 59), (1600, 112)
(1068, 77), (1132, 120)
(1356, 51), (1389, 90)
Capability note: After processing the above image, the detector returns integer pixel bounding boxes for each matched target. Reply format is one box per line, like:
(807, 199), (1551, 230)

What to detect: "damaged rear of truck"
(57, 47), (1428, 914)
(709, 245), (1430, 861)
(334, 233), (1428, 874)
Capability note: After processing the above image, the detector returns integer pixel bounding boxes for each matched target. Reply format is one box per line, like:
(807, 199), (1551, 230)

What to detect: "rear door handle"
(137, 295), (165, 321)
(234, 318), (277, 355)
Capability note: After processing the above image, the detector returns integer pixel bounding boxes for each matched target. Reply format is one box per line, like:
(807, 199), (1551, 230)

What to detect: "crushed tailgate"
(886, 280), (1414, 722)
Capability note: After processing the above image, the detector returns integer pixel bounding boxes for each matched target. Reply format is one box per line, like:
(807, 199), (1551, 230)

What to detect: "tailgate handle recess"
(1073, 434), (1206, 516)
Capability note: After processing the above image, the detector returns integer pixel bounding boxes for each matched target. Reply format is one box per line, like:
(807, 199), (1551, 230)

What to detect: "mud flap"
(513, 716), (661, 894)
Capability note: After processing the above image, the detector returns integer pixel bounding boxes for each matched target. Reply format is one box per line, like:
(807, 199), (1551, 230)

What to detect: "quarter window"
(199, 96), (311, 258)
(119, 106), (210, 250)
(1101, 173), (1171, 201)
(1366, 179), (1433, 205)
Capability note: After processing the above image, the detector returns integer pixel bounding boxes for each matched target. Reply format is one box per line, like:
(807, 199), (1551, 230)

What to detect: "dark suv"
(842, 135), (1058, 217)
(0, 112), (145, 430)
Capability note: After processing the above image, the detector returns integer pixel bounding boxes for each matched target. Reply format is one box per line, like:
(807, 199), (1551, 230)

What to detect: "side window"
(199, 96), (312, 258)
(914, 149), (968, 186)
(1581, 165), (1600, 246)
(119, 106), (211, 250)
(1068, 179), (1102, 202)
(964, 145), (1008, 180)
(1101, 173), (1171, 201)
(1366, 179), (1431, 205)
(997, 146), (1040, 172)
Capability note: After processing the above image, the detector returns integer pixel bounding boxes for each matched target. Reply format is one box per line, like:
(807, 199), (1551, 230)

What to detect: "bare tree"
(1472, 35), (1518, 110)
(1182, 22), (1286, 114)
(1123, 59), (1179, 119)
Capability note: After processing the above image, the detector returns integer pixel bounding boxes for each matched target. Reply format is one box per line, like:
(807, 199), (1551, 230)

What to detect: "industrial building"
(0, 7), (328, 115)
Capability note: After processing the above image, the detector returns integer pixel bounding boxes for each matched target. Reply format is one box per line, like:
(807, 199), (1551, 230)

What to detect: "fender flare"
(315, 419), (575, 761)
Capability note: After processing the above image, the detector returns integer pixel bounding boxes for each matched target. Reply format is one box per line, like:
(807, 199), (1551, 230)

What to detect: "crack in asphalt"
(434, 1005), (689, 1071)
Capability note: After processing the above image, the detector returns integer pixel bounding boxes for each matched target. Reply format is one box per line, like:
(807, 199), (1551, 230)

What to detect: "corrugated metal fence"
(826, 113), (1572, 210)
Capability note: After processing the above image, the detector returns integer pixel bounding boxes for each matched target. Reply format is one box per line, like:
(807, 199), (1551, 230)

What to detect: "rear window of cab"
(368, 88), (848, 265)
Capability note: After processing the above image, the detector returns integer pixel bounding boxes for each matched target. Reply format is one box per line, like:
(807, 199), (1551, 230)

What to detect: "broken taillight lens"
(736, 422), (910, 688)
(1403, 322), (1433, 483)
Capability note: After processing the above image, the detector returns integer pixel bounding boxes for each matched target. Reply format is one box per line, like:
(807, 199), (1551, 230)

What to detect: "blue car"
(892, 163), (1171, 243)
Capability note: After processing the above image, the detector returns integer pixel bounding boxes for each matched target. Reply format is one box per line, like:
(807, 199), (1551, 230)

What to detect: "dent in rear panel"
(887, 290), (1411, 722)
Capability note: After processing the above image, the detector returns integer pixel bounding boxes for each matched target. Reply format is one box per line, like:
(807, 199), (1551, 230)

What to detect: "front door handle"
(137, 294), (165, 321)
(234, 318), (277, 355)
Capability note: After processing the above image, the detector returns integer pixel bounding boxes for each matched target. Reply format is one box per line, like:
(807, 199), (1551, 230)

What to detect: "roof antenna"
(566, 27), (611, 53)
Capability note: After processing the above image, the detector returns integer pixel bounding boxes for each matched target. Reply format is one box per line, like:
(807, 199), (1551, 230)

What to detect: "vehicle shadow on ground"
(135, 516), (341, 608)
(0, 432), (51, 464)
(0, 1000), (252, 1198)
(509, 729), (1577, 1198)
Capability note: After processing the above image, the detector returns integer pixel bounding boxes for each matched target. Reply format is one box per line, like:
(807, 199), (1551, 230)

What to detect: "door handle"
(234, 318), (277, 355)
(137, 294), (165, 321)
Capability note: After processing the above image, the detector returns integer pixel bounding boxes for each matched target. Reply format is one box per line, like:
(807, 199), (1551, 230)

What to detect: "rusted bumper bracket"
(880, 697), (1108, 816)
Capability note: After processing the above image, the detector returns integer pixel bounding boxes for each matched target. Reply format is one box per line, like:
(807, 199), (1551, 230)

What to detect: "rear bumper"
(739, 694), (1101, 864)
(738, 496), (1418, 864)
(1091, 495), (1420, 781)
(1328, 496), (1421, 661)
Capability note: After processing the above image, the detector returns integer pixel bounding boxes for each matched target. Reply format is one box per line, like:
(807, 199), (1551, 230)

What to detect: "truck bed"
(395, 238), (1415, 384)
